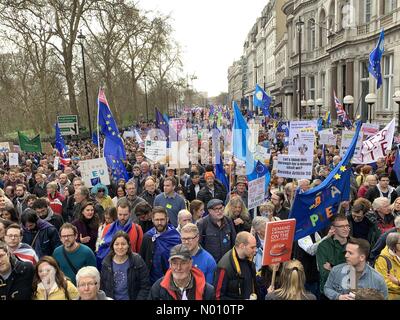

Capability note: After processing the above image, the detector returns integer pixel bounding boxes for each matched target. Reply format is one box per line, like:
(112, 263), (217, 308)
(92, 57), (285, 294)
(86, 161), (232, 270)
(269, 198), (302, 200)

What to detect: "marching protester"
(5, 223), (38, 265)
(76, 266), (112, 300)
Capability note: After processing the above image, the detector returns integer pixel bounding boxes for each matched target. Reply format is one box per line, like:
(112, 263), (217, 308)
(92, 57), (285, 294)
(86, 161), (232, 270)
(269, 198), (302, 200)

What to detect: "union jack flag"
(334, 91), (352, 129)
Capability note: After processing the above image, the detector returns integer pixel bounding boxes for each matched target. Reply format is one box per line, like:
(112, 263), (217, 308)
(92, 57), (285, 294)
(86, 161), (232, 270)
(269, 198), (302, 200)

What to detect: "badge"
(166, 203), (172, 209)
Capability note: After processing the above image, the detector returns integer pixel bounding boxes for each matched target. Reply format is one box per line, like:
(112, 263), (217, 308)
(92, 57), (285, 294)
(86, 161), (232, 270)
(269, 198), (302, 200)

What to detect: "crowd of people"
(0, 108), (398, 301)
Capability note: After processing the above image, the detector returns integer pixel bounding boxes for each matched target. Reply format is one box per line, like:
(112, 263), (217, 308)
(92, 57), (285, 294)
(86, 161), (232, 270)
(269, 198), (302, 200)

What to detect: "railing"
(357, 24), (370, 36)
(380, 13), (393, 28)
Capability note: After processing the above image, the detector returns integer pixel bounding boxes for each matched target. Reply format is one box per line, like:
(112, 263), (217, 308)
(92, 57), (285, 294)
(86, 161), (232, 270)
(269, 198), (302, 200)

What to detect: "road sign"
(57, 115), (79, 136)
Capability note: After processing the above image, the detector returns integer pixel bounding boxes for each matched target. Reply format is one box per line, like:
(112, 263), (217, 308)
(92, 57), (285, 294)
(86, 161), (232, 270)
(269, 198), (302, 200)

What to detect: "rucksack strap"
(377, 255), (392, 274)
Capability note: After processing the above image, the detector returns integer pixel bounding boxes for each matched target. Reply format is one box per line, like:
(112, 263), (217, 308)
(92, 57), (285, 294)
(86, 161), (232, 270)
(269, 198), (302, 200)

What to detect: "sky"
(138, 0), (269, 97)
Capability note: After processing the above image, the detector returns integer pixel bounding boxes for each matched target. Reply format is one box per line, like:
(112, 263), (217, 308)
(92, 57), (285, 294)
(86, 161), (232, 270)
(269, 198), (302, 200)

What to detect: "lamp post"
(77, 30), (92, 137)
(365, 93), (377, 124)
(393, 90), (400, 133)
(143, 72), (149, 122)
(301, 99), (307, 119)
(307, 99), (315, 119)
(316, 98), (323, 118)
(343, 95), (354, 120)
(296, 18), (305, 120)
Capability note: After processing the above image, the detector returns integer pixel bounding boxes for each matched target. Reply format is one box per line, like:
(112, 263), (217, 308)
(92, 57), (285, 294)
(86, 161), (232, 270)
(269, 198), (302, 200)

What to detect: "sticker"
(166, 203), (172, 209)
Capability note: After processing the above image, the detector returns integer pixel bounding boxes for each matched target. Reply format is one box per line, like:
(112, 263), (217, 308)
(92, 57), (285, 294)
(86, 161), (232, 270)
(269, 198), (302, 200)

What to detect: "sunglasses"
(98, 189), (105, 193)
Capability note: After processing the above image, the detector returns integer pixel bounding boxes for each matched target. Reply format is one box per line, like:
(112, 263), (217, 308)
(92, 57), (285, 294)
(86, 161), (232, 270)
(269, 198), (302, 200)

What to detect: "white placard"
(319, 133), (337, 146)
(8, 153), (19, 166)
(254, 145), (271, 165)
(144, 140), (167, 164)
(340, 130), (357, 157)
(276, 154), (313, 180)
(54, 157), (60, 170)
(289, 121), (316, 157)
(0, 142), (12, 153)
(248, 175), (266, 210)
(169, 141), (189, 169)
(122, 131), (134, 138)
(79, 157), (110, 187)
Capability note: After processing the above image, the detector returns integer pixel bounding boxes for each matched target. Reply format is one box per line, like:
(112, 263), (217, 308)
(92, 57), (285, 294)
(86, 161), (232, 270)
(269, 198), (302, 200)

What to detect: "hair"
(116, 185), (126, 197)
(125, 181), (136, 189)
(5, 223), (22, 236)
(0, 240), (10, 254)
(103, 207), (117, 222)
(15, 184), (26, 191)
(189, 200), (204, 215)
(361, 165), (373, 175)
(181, 223), (199, 235)
(79, 201), (99, 230)
(329, 214), (347, 225)
(25, 194), (38, 204)
(252, 216), (268, 233)
(134, 202), (152, 217)
(178, 209), (192, 222)
(76, 266), (100, 288)
(0, 218), (13, 238)
(372, 197), (390, 210)
(20, 209), (39, 225)
(354, 288), (384, 300)
(352, 198), (371, 214)
(1, 207), (20, 223)
(395, 216), (400, 229)
(151, 206), (168, 218)
(78, 186), (90, 199)
(164, 176), (177, 186)
(224, 197), (250, 220)
(259, 201), (275, 214)
(273, 260), (310, 300)
(59, 222), (78, 236)
(378, 173), (389, 180)
(32, 256), (71, 300)
(386, 232), (400, 251)
(116, 198), (131, 211)
(32, 198), (48, 210)
(234, 231), (252, 247)
(348, 237), (370, 258)
(46, 181), (58, 191)
(109, 230), (132, 257)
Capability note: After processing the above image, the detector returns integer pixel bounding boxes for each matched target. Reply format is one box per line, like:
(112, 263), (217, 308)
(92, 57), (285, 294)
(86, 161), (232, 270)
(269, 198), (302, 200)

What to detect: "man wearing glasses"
(197, 199), (237, 262)
(316, 214), (350, 299)
(180, 223), (216, 284)
(53, 223), (97, 285)
(4, 224), (38, 265)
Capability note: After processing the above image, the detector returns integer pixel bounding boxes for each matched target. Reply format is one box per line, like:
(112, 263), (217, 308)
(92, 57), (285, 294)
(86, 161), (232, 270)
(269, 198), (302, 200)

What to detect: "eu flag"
(253, 84), (271, 116)
(393, 149), (400, 183)
(289, 121), (362, 240)
(215, 155), (229, 193)
(368, 29), (384, 89)
(98, 88), (128, 182)
(247, 160), (271, 192)
(155, 108), (169, 141)
(54, 123), (68, 158)
(92, 132), (99, 146)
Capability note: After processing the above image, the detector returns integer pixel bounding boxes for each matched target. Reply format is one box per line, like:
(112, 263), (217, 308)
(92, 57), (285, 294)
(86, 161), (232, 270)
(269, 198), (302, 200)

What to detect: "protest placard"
(276, 154), (313, 180)
(8, 153), (19, 166)
(254, 145), (271, 165)
(54, 157), (60, 171)
(262, 219), (296, 266)
(79, 157), (110, 187)
(340, 130), (357, 157)
(169, 140), (189, 169)
(122, 131), (134, 138)
(0, 142), (13, 153)
(289, 121), (316, 157)
(248, 175), (266, 210)
(144, 140), (167, 164)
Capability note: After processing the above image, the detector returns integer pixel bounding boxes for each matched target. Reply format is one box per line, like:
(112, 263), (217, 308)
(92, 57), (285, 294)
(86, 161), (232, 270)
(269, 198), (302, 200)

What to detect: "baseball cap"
(207, 198), (224, 210)
(169, 244), (192, 261)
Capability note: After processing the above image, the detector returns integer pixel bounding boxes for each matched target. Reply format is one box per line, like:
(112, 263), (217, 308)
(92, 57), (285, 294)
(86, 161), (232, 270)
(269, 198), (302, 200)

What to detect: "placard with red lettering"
(262, 219), (296, 266)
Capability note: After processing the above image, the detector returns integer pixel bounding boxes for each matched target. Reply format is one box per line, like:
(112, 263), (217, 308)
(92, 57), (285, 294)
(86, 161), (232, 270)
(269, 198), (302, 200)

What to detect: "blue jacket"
(192, 247), (217, 284)
(324, 263), (388, 300)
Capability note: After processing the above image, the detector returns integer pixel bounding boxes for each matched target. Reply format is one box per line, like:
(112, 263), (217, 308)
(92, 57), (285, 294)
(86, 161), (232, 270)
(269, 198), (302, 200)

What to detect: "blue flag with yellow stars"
(368, 29), (384, 89)
(98, 88), (128, 182)
(289, 121), (362, 240)
(54, 122), (68, 158)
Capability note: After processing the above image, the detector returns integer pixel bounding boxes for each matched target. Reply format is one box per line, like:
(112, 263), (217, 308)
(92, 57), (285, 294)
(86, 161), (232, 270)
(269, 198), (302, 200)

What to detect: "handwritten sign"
(79, 157), (110, 187)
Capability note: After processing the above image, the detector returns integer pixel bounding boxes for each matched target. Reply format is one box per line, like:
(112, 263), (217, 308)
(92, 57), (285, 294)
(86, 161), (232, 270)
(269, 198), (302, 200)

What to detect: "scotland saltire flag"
(368, 29), (384, 89)
(393, 149), (400, 183)
(253, 84), (271, 116)
(289, 121), (362, 240)
(98, 88), (128, 182)
(54, 123), (68, 158)
(247, 160), (271, 192)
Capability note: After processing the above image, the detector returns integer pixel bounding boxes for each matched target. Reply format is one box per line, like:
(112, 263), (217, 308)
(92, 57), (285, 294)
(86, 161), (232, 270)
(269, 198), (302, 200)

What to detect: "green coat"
(316, 237), (347, 293)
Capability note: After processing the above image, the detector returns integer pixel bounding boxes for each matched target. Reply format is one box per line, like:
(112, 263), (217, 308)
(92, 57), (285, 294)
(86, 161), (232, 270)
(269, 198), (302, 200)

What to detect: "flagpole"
(97, 87), (101, 158)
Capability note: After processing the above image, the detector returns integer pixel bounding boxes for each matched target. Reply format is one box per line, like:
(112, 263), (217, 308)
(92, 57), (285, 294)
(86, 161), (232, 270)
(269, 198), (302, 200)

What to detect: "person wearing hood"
(21, 209), (61, 258)
(72, 201), (100, 252)
(0, 240), (34, 300)
(32, 198), (63, 231)
(46, 181), (65, 216)
(13, 183), (30, 217)
(91, 183), (113, 211)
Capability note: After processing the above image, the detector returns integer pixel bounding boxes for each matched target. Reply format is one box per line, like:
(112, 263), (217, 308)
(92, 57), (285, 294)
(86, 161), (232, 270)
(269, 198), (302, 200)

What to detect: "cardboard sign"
(262, 219), (296, 266)
(319, 133), (337, 146)
(79, 157), (110, 187)
(144, 140), (167, 164)
(254, 145), (271, 165)
(276, 154), (313, 180)
(248, 175), (266, 210)
(340, 130), (357, 157)
(54, 156), (60, 170)
(122, 131), (134, 138)
(169, 141), (189, 169)
(0, 142), (13, 153)
(8, 153), (19, 166)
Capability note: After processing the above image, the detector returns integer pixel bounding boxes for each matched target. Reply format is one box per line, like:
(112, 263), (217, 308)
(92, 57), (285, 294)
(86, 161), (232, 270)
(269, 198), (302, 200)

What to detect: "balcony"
(357, 24), (370, 36)
(379, 13), (393, 29)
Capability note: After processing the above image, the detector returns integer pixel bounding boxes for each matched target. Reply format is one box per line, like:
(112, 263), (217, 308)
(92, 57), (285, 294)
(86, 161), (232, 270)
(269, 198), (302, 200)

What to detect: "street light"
(143, 72), (149, 122)
(365, 93), (377, 123)
(296, 18), (305, 120)
(393, 90), (400, 133)
(343, 95), (354, 120)
(77, 30), (92, 137)
(316, 98), (323, 117)
(307, 99), (315, 119)
(301, 99), (307, 119)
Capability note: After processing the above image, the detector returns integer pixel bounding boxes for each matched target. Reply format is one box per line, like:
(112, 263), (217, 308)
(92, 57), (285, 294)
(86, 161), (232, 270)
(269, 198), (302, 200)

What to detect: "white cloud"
(138, 0), (269, 97)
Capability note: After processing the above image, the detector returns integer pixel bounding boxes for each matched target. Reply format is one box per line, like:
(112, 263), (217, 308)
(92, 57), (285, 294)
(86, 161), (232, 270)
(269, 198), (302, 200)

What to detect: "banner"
(353, 119), (395, 164)
(170, 118), (187, 140)
(0, 142), (13, 153)
(79, 157), (110, 187)
(248, 175), (266, 210)
(276, 154), (313, 180)
(18, 132), (42, 153)
(262, 219), (296, 266)
(144, 140), (167, 164)
(169, 141), (189, 169)
(8, 153), (19, 166)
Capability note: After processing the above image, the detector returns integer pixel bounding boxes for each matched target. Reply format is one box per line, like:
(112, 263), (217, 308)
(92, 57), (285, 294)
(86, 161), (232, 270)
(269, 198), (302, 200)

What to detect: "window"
(365, 0), (371, 23)
(342, 65), (346, 98)
(321, 73), (326, 104)
(384, 0), (396, 14)
(309, 19), (316, 50)
(383, 54), (394, 110)
(309, 76), (315, 100)
(360, 61), (369, 120)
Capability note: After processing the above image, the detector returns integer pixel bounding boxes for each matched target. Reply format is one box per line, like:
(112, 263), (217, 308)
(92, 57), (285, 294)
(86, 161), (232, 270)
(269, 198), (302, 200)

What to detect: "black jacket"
(185, 183), (204, 202)
(140, 190), (160, 208)
(365, 185), (398, 204)
(197, 183), (227, 210)
(32, 182), (47, 198)
(100, 253), (150, 300)
(0, 256), (34, 300)
(197, 215), (236, 262)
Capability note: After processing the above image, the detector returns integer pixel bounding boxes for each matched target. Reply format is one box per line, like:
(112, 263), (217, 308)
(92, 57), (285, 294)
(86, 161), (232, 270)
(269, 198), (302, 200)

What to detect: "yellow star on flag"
(105, 121), (110, 125)
(107, 114), (111, 118)
(112, 160), (116, 163)
(340, 166), (346, 172)
(334, 173), (341, 180)
(112, 132), (116, 135)
(108, 127), (112, 131)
